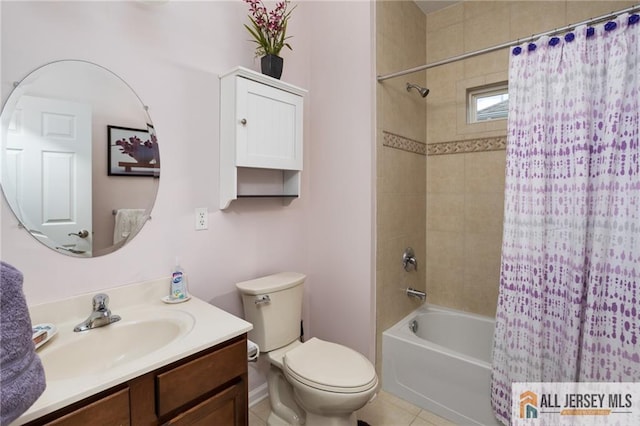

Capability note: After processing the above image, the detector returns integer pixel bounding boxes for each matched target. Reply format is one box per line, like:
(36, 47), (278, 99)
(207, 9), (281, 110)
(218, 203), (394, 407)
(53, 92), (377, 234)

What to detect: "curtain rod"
(377, 3), (640, 82)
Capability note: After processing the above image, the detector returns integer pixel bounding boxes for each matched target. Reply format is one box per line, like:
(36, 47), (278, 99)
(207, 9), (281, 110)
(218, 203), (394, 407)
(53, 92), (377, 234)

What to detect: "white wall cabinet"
(219, 67), (306, 210)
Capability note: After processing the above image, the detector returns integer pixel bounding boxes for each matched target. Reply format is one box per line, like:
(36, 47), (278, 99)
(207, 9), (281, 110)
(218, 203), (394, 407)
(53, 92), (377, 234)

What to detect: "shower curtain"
(491, 13), (640, 425)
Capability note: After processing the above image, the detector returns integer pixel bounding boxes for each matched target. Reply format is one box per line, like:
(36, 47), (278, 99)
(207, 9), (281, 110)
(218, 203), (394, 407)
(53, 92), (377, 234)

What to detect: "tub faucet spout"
(406, 288), (426, 301)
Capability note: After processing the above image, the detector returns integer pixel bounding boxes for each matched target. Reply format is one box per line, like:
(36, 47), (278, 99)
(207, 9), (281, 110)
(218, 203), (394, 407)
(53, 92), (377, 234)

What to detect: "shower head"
(406, 82), (429, 98)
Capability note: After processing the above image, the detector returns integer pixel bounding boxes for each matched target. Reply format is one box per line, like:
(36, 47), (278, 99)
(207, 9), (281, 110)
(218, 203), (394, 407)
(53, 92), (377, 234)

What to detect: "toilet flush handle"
(255, 295), (271, 305)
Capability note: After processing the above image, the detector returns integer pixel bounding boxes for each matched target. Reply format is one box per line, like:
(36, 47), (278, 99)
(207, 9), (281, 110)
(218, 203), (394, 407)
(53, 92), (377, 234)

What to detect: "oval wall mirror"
(0, 60), (160, 257)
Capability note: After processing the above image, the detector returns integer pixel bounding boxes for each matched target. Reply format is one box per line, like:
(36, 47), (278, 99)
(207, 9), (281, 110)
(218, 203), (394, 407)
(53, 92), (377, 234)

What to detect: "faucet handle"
(92, 293), (109, 311)
(402, 247), (418, 271)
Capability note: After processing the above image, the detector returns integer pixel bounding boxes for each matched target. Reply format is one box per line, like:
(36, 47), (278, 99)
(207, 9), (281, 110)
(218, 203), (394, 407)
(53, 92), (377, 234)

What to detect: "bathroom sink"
(39, 308), (195, 381)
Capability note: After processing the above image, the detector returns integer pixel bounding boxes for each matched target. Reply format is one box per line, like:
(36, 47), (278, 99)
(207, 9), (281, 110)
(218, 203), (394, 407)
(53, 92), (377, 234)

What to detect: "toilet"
(236, 272), (378, 426)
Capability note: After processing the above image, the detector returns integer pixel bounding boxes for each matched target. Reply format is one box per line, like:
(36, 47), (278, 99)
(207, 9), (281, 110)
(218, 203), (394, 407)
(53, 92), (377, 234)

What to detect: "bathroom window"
(467, 83), (509, 123)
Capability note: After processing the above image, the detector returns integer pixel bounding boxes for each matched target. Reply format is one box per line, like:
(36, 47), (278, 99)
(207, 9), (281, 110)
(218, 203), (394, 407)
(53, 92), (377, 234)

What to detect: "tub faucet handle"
(403, 247), (418, 271)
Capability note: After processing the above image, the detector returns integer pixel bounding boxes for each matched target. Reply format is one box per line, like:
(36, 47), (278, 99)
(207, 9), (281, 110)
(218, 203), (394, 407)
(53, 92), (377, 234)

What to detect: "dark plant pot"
(261, 54), (284, 79)
(131, 147), (155, 164)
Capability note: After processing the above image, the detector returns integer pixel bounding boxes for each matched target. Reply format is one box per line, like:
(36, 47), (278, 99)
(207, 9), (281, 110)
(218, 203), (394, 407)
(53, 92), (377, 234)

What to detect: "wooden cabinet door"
(43, 388), (130, 426)
(163, 382), (246, 426)
(155, 338), (246, 418)
(235, 77), (303, 170)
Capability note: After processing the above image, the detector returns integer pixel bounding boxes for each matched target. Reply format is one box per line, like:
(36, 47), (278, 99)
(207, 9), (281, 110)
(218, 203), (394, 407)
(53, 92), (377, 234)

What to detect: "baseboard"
(249, 382), (269, 407)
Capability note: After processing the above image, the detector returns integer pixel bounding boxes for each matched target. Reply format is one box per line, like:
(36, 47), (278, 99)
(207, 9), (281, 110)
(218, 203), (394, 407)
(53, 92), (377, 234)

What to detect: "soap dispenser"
(170, 259), (189, 300)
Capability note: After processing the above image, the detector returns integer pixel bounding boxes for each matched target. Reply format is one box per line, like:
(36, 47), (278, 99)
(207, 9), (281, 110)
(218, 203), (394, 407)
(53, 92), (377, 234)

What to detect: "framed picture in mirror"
(108, 125), (160, 176)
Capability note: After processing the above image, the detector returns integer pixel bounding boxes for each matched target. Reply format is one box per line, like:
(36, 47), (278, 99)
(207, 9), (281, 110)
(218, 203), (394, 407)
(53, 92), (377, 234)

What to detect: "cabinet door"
(43, 388), (130, 426)
(163, 382), (246, 426)
(235, 77), (303, 170)
(156, 338), (246, 417)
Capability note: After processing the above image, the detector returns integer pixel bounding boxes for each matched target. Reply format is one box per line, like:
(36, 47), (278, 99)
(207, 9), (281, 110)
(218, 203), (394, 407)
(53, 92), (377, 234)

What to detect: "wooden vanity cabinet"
(26, 334), (248, 426)
(41, 387), (131, 426)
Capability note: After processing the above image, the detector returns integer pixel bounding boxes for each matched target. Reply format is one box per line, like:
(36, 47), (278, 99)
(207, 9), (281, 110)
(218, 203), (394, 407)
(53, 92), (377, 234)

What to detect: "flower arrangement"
(115, 134), (159, 164)
(243, 0), (295, 57)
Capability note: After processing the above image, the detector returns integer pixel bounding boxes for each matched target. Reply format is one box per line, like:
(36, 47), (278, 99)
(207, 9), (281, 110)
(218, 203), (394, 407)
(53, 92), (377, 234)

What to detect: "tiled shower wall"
(375, 1), (426, 373)
(424, 0), (636, 317)
(375, 2), (637, 369)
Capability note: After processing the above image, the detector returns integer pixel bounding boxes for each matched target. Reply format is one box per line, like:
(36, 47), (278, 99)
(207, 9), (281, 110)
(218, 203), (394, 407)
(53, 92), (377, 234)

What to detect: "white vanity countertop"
(15, 278), (252, 425)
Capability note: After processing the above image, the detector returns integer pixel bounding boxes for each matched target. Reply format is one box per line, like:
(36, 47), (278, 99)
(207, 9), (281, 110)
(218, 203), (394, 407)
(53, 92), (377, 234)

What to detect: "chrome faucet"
(406, 287), (426, 301)
(402, 247), (418, 271)
(74, 293), (121, 332)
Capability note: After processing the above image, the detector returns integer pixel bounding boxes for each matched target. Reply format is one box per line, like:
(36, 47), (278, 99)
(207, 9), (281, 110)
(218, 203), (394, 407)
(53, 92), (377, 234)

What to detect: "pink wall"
(0, 0), (375, 382)
(304, 1), (377, 359)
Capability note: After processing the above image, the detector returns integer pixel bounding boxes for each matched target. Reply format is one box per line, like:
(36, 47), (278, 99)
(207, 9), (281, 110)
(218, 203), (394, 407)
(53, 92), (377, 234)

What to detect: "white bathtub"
(382, 304), (500, 425)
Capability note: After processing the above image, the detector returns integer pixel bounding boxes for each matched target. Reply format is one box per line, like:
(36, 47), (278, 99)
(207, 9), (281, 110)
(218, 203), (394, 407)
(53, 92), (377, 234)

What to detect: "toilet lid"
(283, 338), (377, 394)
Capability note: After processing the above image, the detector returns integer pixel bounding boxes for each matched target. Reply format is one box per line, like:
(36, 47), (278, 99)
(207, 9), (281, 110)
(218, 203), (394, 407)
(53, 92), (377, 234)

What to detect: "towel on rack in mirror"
(113, 209), (147, 244)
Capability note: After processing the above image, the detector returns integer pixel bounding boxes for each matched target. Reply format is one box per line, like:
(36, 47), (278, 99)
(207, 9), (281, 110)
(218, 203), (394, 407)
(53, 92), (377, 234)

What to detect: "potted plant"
(115, 134), (159, 165)
(243, 0), (295, 79)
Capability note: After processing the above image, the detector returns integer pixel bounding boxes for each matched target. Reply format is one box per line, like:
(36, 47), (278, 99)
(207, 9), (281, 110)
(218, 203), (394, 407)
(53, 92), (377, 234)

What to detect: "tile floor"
(249, 390), (457, 426)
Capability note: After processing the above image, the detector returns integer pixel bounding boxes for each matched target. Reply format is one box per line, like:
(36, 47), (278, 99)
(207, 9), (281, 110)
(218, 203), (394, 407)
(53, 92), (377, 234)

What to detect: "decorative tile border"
(382, 132), (507, 156)
(382, 131), (426, 156)
(426, 136), (507, 155)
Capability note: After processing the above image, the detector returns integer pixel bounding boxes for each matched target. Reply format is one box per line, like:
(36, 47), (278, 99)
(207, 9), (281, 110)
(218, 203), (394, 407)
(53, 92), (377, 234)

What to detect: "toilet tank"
(235, 272), (306, 352)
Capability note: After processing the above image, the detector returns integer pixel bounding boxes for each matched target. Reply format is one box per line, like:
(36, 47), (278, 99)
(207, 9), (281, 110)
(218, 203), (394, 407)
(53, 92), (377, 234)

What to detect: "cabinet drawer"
(163, 382), (244, 426)
(45, 388), (130, 426)
(156, 338), (246, 417)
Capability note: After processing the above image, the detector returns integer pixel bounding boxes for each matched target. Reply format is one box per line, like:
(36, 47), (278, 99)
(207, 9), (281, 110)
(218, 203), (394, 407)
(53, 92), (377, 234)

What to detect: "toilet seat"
(283, 338), (377, 394)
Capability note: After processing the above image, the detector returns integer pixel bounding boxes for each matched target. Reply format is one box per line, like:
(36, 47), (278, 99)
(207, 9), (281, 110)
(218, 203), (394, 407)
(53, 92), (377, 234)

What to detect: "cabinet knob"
(240, 118), (247, 125)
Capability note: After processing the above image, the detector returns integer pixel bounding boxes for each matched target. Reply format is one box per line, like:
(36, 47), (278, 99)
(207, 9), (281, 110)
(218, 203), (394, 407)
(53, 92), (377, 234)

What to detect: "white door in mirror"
(5, 95), (92, 256)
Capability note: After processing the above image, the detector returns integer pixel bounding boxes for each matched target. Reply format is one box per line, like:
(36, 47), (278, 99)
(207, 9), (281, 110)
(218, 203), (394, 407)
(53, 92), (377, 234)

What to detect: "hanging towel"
(1, 261), (46, 425)
(113, 209), (147, 245)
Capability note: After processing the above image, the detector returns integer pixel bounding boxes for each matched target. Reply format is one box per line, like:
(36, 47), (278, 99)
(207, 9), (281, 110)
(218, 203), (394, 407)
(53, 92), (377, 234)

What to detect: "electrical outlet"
(195, 207), (208, 230)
